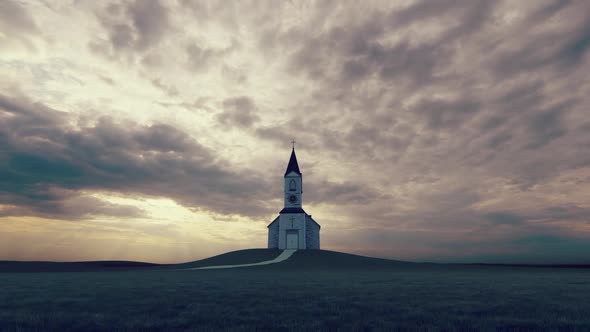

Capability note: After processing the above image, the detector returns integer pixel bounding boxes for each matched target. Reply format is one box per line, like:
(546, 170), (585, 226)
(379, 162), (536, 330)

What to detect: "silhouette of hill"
(466, 263), (590, 269)
(0, 249), (410, 272)
(2, 249), (589, 273)
(159, 249), (415, 270)
(0, 260), (158, 273)
(264, 249), (415, 269)
(161, 248), (283, 269)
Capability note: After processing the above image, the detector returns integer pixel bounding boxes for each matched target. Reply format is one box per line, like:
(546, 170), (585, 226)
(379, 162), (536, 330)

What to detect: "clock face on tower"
(288, 194), (298, 203)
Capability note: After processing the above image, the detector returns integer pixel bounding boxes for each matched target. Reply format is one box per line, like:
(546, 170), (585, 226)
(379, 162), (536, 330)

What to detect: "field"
(1, 250), (589, 331)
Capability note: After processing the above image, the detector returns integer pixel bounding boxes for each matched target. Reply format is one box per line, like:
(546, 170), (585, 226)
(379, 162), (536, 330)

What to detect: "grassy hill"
(0, 249), (282, 273)
(161, 248), (283, 269)
(161, 248), (415, 270)
(1, 249), (590, 330)
(3, 249), (588, 273)
(0, 249), (416, 273)
(264, 249), (414, 269)
(0, 260), (158, 273)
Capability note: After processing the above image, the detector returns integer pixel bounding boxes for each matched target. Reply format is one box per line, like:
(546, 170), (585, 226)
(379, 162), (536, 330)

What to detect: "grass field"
(1, 250), (589, 331)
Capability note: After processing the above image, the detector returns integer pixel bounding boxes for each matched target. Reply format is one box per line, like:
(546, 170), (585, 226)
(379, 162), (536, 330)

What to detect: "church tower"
(267, 144), (320, 250)
(284, 148), (302, 209)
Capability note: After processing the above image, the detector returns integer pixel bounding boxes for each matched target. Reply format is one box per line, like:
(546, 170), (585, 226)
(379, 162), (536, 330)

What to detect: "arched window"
(289, 179), (296, 191)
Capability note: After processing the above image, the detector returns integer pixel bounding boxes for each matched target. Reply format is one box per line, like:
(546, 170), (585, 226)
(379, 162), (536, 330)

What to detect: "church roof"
(284, 148), (302, 177)
(306, 214), (321, 229)
(279, 207), (306, 214)
(267, 216), (279, 228)
(267, 212), (321, 228)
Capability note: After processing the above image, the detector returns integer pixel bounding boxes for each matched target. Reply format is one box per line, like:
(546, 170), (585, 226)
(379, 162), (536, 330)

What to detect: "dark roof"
(267, 216), (279, 228)
(267, 212), (321, 228)
(306, 214), (321, 229)
(279, 207), (307, 214)
(284, 148), (302, 177)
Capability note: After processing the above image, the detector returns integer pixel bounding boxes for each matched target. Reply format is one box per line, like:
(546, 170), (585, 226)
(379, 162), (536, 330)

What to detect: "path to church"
(182, 249), (297, 270)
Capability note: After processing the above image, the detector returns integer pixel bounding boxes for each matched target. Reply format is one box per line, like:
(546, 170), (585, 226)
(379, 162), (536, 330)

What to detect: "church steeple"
(284, 147), (302, 177)
(283, 143), (303, 209)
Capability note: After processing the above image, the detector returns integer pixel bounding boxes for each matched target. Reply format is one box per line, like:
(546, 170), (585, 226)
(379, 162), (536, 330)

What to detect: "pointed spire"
(284, 146), (302, 177)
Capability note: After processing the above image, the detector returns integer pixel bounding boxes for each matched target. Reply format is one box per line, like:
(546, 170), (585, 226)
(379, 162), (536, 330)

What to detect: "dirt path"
(185, 249), (297, 270)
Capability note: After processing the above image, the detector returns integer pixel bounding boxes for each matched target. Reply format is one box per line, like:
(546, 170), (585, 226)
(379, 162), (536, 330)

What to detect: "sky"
(1, 0), (589, 264)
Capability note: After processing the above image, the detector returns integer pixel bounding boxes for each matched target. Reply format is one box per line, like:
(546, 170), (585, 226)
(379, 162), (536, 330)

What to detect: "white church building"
(267, 146), (321, 249)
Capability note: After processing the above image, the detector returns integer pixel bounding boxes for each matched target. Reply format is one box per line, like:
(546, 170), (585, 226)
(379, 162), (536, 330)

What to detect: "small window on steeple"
(289, 179), (296, 191)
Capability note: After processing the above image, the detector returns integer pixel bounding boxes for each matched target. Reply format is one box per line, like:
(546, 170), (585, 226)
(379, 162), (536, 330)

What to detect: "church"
(267, 146), (321, 249)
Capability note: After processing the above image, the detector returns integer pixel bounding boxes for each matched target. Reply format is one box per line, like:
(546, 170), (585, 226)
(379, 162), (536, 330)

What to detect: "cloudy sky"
(1, 0), (589, 264)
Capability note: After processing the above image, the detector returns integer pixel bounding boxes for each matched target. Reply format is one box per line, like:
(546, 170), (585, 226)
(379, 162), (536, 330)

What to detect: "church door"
(286, 231), (298, 249)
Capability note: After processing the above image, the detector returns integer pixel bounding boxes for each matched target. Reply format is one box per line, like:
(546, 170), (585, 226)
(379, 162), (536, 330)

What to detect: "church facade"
(267, 147), (320, 249)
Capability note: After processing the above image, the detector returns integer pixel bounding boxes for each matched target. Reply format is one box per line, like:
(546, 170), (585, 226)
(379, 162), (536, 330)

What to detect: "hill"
(263, 249), (414, 269)
(3, 249), (587, 273)
(156, 248), (415, 270)
(0, 260), (158, 273)
(2, 250), (589, 330)
(0, 249), (413, 273)
(160, 248), (283, 269)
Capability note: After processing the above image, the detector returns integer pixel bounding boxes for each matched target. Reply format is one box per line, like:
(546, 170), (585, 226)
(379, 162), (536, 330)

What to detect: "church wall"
(305, 215), (320, 249)
(267, 218), (279, 249)
(278, 213), (306, 249)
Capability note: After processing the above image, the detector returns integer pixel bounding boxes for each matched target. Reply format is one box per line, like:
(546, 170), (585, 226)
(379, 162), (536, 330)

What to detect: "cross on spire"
(291, 139), (296, 149)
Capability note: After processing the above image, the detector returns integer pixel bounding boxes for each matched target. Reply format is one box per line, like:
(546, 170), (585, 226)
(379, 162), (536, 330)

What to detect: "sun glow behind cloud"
(0, 193), (267, 263)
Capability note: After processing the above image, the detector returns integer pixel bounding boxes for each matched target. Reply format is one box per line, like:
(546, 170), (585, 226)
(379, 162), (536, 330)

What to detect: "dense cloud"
(217, 96), (260, 128)
(249, 0), (590, 262)
(262, 1), (590, 183)
(0, 1), (39, 49)
(1, 0), (590, 262)
(186, 41), (239, 73)
(89, 0), (170, 60)
(0, 93), (273, 219)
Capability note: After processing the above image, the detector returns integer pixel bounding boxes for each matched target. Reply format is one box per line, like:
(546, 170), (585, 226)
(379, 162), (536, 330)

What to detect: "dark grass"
(161, 249), (284, 269)
(1, 250), (590, 331)
(264, 249), (416, 270)
(0, 261), (158, 273)
(0, 249), (281, 273)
